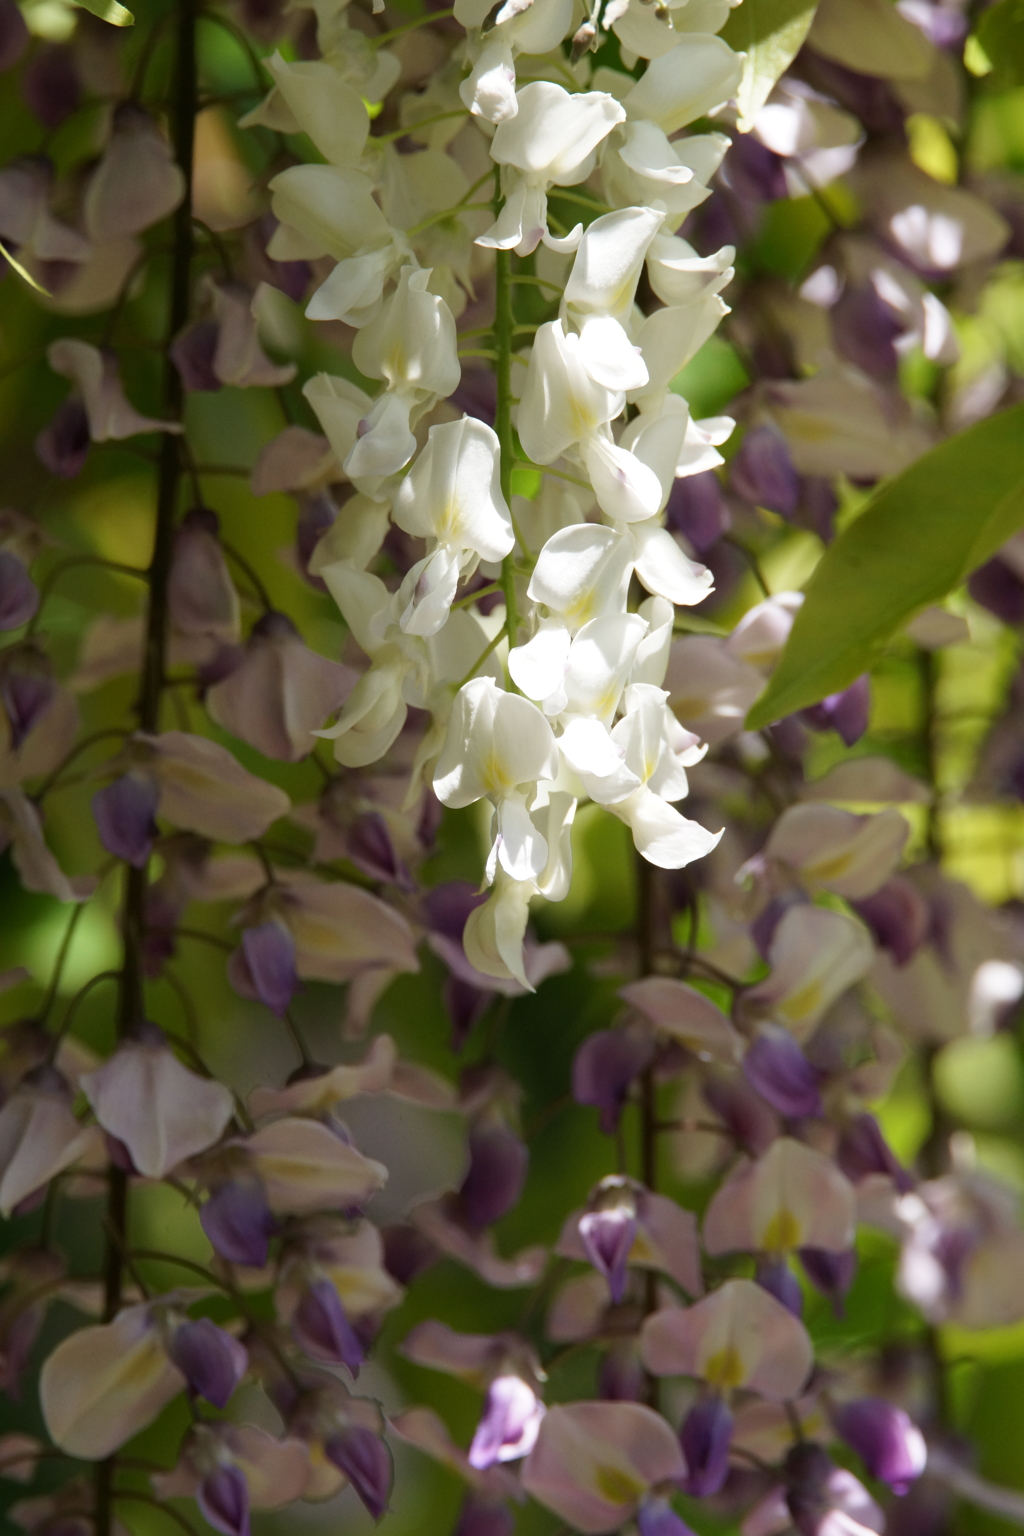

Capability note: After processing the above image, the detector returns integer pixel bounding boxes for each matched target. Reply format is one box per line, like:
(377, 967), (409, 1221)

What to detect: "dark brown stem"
(96, 3), (197, 1532)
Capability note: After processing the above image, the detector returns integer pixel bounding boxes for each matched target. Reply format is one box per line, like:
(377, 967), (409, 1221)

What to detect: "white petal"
(393, 416), (513, 560)
(41, 1306), (184, 1460)
(611, 784), (723, 868)
(564, 205), (664, 321)
(528, 522), (633, 627)
(497, 791), (549, 880)
(576, 315), (649, 392)
(396, 546), (462, 637)
(509, 621), (572, 700)
(630, 522), (714, 605)
(622, 34), (743, 135)
(586, 433), (665, 521)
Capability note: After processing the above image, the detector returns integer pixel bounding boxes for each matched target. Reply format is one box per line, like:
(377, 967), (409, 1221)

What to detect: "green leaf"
(720, 0), (820, 131)
(73, 0), (134, 26)
(0, 240), (51, 296)
(975, 0), (1024, 88)
(745, 405), (1024, 730)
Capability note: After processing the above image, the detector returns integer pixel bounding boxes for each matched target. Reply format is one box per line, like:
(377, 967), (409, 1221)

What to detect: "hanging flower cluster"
(2, 0), (1024, 1535)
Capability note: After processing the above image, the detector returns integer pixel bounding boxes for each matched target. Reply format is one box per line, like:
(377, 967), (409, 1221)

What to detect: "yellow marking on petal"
(761, 1207), (802, 1255)
(629, 1228), (656, 1263)
(782, 979), (823, 1022)
(481, 750), (511, 796)
(595, 1465), (645, 1506)
(804, 851), (856, 883)
(704, 1345), (745, 1391)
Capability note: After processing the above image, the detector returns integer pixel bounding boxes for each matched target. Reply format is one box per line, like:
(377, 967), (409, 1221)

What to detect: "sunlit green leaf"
(73, 0), (134, 26)
(721, 0), (820, 131)
(746, 404), (1024, 729)
(0, 240), (50, 295)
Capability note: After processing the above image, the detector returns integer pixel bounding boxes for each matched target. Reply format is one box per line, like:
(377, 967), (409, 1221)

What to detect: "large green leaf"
(721, 0), (820, 131)
(975, 0), (1024, 87)
(745, 404), (1024, 730)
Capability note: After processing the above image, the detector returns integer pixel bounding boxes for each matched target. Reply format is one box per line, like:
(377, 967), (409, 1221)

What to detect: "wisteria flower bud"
(578, 1179), (639, 1303)
(756, 1257), (804, 1317)
(799, 1247), (857, 1314)
(742, 1027), (824, 1119)
(834, 1398), (927, 1494)
(459, 1124), (528, 1229)
(382, 1223), (439, 1286)
(35, 398), (90, 479)
(851, 875), (931, 965)
(0, 551), (38, 631)
(200, 1179), (277, 1268)
(168, 1318), (248, 1409)
(785, 1442), (883, 1536)
(680, 1396), (733, 1497)
(454, 1496), (515, 1536)
(599, 1343), (648, 1402)
(168, 508), (239, 640)
(170, 320), (221, 392)
(198, 1465), (251, 1536)
(324, 1425), (393, 1521)
(291, 1277), (363, 1373)
(803, 675), (871, 747)
(837, 1113), (913, 1192)
(347, 811), (414, 890)
(702, 1074), (780, 1156)
(572, 1028), (655, 1134)
(92, 772), (160, 868)
(831, 284), (903, 380)
(0, 647), (55, 750)
(730, 425), (800, 518)
(235, 920), (300, 1017)
(468, 1374), (545, 1468)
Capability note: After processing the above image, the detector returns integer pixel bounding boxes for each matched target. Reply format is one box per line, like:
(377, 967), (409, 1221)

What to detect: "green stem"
(27, 555), (147, 639)
(493, 185), (519, 652)
(373, 6), (455, 42)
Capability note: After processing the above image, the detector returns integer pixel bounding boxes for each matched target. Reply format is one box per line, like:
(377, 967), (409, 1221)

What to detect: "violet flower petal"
(325, 1425), (393, 1521)
(292, 1277), (364, 1373)
(168, 1317), (248, 1409)
(200, 1180), (277, 1268)
(92, 773), (159, 868)
(680, 1395), (733, 1497)
(198, 1467), (250, 1536)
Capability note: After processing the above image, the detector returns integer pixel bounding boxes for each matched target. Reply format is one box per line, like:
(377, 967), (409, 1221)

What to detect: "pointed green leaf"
(721, 0), (820, 131)
(0, 240), (51, 296)
(73, 0), (134, 26)
(745, 405), (1024, 730)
